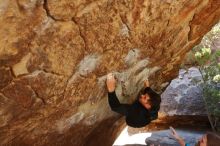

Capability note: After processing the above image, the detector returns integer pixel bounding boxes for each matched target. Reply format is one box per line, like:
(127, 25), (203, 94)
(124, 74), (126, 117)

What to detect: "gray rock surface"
(160, 67), (207, 116)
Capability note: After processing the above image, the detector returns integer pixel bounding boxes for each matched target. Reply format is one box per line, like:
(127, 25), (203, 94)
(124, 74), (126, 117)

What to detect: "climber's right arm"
(106, 73), (116, 92)
(106, 73), (130, 116)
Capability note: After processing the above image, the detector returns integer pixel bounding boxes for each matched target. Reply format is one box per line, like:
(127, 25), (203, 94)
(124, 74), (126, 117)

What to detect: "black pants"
(108, 91), (130, 116)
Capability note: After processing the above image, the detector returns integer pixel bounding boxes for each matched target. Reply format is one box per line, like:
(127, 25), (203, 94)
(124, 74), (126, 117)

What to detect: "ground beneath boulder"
(114, 127), (208, 146)
(113, 115), (211, 146)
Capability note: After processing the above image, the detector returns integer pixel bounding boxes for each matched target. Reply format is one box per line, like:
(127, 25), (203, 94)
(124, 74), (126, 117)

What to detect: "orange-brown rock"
(0, 0), (220, 146)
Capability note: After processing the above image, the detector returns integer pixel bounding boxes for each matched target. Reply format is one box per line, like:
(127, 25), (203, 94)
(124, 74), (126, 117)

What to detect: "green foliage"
(203, 85), (220, 116)
(193, 47), (220, 131)
(183, 22), (220, 131)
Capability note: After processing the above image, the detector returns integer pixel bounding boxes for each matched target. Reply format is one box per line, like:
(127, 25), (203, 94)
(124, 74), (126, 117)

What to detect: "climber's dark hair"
(137, 87), (161, 111)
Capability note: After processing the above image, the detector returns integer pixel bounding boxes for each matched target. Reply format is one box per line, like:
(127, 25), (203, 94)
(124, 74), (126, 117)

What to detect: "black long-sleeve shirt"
(108, 91), (152, 128)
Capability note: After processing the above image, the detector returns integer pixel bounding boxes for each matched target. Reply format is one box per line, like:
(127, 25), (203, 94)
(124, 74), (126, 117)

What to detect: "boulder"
(160, 67), (207, 116)
(0, 0), (220, 145)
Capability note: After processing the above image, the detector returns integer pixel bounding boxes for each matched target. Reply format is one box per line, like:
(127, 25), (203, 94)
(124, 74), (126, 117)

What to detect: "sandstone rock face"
(160, 67), (207, 116)
(0, 0), (220, 146)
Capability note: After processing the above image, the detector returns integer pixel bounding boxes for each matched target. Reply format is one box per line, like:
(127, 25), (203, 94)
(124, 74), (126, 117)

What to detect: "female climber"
(106, 73), (161, 128)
